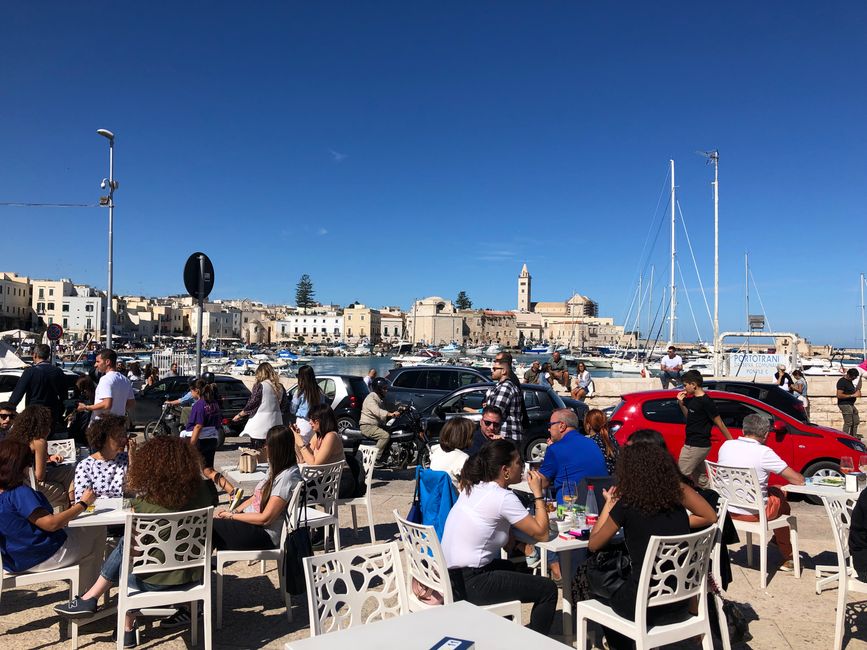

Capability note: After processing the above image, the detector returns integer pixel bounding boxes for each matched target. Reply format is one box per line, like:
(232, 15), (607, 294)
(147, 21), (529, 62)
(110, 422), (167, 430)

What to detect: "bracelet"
(76, 500), (88, 510)
(533, 496), (545, 501)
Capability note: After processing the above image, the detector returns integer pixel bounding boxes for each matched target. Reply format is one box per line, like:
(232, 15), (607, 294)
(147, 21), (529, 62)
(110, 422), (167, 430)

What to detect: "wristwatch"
(76, 500), (89, 510)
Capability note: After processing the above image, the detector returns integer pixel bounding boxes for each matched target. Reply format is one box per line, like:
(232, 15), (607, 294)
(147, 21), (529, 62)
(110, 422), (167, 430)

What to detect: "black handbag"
(282, 485), (313, 596)
(406, 466), (423, 524)
(585, 546), (631, 599)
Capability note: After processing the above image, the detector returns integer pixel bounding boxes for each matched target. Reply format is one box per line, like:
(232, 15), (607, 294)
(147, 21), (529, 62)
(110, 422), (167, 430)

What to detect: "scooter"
(144, 403), (229, 448)
(378, 404), (425, 470)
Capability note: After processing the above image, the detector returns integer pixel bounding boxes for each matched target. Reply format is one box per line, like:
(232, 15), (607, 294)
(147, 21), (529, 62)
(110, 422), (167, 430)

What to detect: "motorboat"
(350, 344), (372, 356)
(391, 348), (442, 365)
(483, 343), (503, 357)
(465, 345), (485, 356)
(276, 349), (313, 363)
(524, 344), (554, 355)
(439, 343), (462, 357)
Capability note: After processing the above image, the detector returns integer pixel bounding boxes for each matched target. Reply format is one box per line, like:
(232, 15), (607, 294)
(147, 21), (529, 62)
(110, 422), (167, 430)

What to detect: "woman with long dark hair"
(293, 403), (343, 466)
(588, 441), (717, 649)
(571, 362), (593, 401)
(9, 404), (73, 510)
(212, 425), (302, 551)
(583, 408), (620, 475)
(441, 439), (557, 634)
(291, 364), (325, 445)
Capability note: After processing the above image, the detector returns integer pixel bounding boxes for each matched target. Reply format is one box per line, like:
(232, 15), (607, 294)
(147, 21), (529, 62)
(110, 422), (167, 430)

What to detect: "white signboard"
(725, 353), (787, 377)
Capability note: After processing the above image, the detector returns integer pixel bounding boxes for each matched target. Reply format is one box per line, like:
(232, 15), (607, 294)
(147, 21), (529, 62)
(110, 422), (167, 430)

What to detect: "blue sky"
(1, 2), (865, 346)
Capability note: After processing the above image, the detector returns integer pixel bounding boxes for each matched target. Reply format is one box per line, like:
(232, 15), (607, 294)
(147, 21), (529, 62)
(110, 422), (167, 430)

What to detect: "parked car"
(288, 374), (369, 433)
(0, 367), (82, 411)
(607, 389), (867, 491)
(703, 380), (808, 423)
(418, 382), (574, 462)
(384, 365), (491, 411)
(132, 375), (251, 430)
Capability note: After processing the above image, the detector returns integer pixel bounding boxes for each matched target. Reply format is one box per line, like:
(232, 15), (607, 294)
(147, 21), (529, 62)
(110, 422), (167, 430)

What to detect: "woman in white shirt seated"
(441, 439), (557, 634)
(429, 417), (474, 488)
(570, 362), (593, 401)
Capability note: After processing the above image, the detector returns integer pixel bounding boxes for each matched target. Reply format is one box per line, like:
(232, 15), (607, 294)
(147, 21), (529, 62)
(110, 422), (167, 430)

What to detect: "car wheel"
(143, 421), (169, 441)
(523, 437), (548, 463)
(802, 461), (842, 505)
(337, 416), (357, 433)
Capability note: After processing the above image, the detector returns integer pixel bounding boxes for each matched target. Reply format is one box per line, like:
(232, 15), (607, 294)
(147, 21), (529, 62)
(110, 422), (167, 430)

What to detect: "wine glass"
(859, 454), (867, 474)
(840, 456), (855, 474)
(562, 481), (577, 516)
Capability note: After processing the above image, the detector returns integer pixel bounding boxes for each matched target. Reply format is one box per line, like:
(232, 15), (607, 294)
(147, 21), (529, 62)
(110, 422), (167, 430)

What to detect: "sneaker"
(123, 629), (137, 648)
(160, 607), (194, 629)
(525, 547), (541, 570)
(778, 559), (795, 572)
(54, 596), (97, 618)
(228, 488), (244, 512)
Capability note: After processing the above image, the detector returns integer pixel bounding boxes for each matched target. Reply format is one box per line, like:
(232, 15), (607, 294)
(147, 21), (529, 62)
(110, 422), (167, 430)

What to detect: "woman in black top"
(851, 488), (867, 581)
(589, 442), (717, 649)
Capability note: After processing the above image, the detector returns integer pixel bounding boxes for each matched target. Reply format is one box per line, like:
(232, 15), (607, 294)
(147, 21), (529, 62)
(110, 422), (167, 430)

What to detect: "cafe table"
(782, 482), (863, 500)
(284, 600), (569, 649)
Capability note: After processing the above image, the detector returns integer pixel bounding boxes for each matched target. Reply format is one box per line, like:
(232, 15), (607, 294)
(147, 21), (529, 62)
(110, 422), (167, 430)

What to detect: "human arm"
(29, 487), (97, 532)
(217, 494), (287, 526)
(189, 423), (203, 445)
(780, 466), (805, 485)
(77, 396), (112, 413)
(510, 470), (550, 541)
(681, 484), (717, 529)
(234, 383), (262, 421)
(589, 487), (621, 551)
(9, 368), (30, 406)
(32, 439), (50, 482)
(677, 390), (688, 417)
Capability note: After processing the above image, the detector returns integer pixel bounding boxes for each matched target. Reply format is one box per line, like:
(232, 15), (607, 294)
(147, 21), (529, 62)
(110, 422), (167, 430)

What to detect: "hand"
(293, 431), (305, 448)
(677, 390), (687, 402)
(80, 487), (97, 506)
(526, 469), (544, 494)
(76, 402), (87, 412)
(49, 454), (64, 464)
(127, 436), (137, 453)
(232, 413), (242, 422)
(216, 508), (229, 519)
(602, 487), (618, 505)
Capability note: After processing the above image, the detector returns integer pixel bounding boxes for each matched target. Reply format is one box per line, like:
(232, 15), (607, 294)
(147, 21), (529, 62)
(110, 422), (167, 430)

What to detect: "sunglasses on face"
(0, 413), (14, 420)
(482, 419), (502, 428)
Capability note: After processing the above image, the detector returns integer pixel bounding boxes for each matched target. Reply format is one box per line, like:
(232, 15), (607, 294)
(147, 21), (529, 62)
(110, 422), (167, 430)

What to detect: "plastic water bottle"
(585, 486), (599, 528)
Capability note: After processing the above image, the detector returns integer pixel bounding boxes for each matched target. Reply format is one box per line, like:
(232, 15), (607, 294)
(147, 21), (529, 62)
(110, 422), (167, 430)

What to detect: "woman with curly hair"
(583, 409), (620, 475)
(588, 441), (717, 649)
(69, 414), (134, 504)
(55, 436), (212, 645)
(234, 362), (288, 449)
(9, 404), (74, 510)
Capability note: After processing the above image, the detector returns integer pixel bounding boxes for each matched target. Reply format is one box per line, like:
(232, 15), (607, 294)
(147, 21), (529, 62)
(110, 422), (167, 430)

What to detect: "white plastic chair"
(336, 446), (378, 542)
(393, 510), (522, 623)
(215, 481), (304, 629)
(300, 461), (343, 552)
(705, 460), (801, 588)
(1, 560), (84, 648)
(115, 506), (213, 649)
(302, 541), (408, 637)
(47, 438), (76, 462)
(816, 497), (858, 594)
(576, 526), (718, 650)
(710, 498), (732, 650)
(821, 495), (867, 650)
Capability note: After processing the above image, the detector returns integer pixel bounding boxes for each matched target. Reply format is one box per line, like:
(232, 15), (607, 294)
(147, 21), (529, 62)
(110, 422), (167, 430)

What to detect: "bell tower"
(518, 263), (531, 312)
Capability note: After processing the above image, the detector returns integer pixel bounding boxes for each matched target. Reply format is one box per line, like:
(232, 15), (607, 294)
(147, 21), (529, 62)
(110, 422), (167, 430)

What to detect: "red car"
(608, 390), (867, 486)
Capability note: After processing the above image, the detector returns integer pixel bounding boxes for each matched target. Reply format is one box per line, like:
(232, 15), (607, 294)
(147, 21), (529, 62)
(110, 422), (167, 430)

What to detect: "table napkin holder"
(239, 449), (259, 473)
(845, 472), (865, 493)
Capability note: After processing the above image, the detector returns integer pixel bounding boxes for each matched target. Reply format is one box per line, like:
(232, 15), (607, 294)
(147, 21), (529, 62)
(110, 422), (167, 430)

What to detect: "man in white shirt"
(77, 349), (136, 421)
(659, 346), (683, 388)
(717, 413), (805, 570)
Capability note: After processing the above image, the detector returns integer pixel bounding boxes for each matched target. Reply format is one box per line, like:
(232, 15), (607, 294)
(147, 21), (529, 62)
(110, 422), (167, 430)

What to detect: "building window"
(38, 288), (44, 298)
(63, 318), (68, 328)
(62, 304), (69, 312)
(85, 304), (94, 312)
(49, 289), (54, 296)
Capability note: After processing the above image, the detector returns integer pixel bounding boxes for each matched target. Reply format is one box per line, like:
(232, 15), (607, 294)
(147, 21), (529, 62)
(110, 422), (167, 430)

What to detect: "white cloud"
(329, 149), (348, 163)
(317, 228), (328, 236)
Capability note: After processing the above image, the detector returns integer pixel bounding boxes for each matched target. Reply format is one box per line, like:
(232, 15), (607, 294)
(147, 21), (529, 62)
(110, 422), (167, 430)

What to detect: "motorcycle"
(143, 403), (229, 448)
(345, 403), (425, 470)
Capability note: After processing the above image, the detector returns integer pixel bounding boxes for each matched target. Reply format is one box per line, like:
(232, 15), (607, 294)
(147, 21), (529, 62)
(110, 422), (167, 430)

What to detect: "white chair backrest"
(303, 541), (408, 637)
(120, 506), (213, 579)
(705, 461), (764, 517)
(634, 526), (717, 631)
(821, 495), (858, 570)
(46, 438), (75, 462)
(27, 466), (37, 489)
(393, 509), (454, 607)
(711, 498), (729, 588)
(301, 461), (343, 512)
(280, 481), (306, 543)
(359, 446), (378, 488)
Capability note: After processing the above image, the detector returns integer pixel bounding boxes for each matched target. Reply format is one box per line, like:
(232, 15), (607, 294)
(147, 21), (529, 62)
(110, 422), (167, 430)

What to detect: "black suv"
(288, 374), (369, 432)
(420, 382), (581, 462)
(132, 375), (251, 429)
(384, 366), (491, 411)
(703, 380), (808, 423)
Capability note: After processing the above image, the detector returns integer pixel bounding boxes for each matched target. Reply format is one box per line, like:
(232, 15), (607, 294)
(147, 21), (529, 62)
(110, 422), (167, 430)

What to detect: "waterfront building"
(406, 297), (463, 346)
(273, 311), (344, 344)
(461, 309), (518, 346)
(0, 272), (32, 330)
(379, 306), (405, 344)
(343, 303), (381, 344)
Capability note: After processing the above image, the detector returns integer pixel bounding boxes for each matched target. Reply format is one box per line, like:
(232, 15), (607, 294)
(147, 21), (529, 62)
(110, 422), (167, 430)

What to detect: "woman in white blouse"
(70, 414), (134, 503)
(441, 439), (556, 634)
(570, 362), (593, 401)
(429, 417), (474, 488)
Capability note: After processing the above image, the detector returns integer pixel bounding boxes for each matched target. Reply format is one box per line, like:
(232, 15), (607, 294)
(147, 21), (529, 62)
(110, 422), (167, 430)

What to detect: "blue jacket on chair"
(418, 467), (459, 540)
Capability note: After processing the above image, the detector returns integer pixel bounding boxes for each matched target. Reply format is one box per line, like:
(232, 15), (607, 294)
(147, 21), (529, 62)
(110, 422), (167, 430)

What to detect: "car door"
(425, 388), (487, 440)
(317, 378), (338, 409)
(133, 379), (175, 424)
(639, 398), (687, 459)
(387, 369), (426, 409)
(522, 389), (550, 440)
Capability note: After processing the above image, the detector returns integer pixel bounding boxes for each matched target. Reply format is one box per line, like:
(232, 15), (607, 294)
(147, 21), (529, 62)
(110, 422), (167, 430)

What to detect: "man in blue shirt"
(539, 408), (608, 502)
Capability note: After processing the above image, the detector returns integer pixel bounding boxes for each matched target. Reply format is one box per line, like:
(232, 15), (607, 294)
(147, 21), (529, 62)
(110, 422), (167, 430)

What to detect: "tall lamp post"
(97, 129), (117, 350)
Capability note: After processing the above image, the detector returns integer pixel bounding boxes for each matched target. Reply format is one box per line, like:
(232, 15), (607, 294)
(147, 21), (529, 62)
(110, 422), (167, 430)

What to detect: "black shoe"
(54, 596), (97, 618)
(160, 607), (200, 629)
(123, 629), (137, 648)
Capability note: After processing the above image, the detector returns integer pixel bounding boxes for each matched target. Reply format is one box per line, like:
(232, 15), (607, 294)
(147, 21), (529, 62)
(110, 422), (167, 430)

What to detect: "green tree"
(455, 291), (473, 310)
(295, 274), (316, 307)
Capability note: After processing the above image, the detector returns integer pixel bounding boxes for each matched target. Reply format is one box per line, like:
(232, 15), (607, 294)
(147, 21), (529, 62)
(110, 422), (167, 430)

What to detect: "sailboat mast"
(711, 151), (720, 355)
(637, 275), (642, 343)
(861, 272), (866, 361)
(744, 253), (749, 353)
(648, 265), (654, 338)
(669, 159), (677, 345)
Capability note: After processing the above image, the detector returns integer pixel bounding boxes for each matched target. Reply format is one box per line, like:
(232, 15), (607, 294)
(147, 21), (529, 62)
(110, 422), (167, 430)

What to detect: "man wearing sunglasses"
(484, 361), (523, 442)
(0, 402), (15, 441)
(467, 405), (504, 455)
(538, 409), (607, 503)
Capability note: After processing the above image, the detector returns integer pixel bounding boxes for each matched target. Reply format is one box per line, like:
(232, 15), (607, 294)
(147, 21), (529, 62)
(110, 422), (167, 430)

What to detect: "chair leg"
(715, 593), (732, 650)
(745, 531), (753, 567)
(351, 505), (358, 532)
(70, 574), (80, 648)
(578, 615), (588, 650)
(190, 600), (199, 646)
(115, 607), (127, 650)
(203, 597), (213, 650)
(216, 559), (225, 630)
(789, 518), (801, 578)
(834, 584), (847, 650)
(260, 560), (266, 574)
(759, 530), (768, 589)
(278, 566), (293, 624)
(366, 500), (376, 542)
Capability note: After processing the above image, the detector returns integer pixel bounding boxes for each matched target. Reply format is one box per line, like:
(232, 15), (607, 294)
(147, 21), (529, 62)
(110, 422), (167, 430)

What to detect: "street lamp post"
(97, 129), (117, 350)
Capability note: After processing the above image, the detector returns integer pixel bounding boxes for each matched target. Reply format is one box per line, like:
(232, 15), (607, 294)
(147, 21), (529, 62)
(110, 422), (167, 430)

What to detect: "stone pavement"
(2, 437), (866, 649)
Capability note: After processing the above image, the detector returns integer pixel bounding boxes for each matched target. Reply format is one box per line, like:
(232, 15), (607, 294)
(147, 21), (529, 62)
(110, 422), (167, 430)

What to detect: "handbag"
(406, 466), (423, 524)
(585, 546), (631, 600)
(282, 485), (313, 596)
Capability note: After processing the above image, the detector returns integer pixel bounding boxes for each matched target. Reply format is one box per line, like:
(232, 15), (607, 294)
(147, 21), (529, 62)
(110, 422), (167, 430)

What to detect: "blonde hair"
(255, 362), (284, 399)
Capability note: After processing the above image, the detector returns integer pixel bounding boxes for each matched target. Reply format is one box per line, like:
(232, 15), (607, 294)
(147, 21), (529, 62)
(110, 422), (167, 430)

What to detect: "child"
(676, 370), (732, 487)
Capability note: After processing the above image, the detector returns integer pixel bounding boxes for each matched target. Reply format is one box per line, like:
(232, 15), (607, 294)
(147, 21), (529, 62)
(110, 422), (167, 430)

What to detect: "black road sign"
(184, 252), (215, 301)
(46, 323), (64, 341)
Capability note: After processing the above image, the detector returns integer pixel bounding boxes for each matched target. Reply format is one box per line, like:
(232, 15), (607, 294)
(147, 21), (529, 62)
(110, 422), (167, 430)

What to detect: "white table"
(782, 483), (863, 499)
(284, 600), (568, 649)
(67, 498), (129, 528)
(220, 463), (270, 484)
